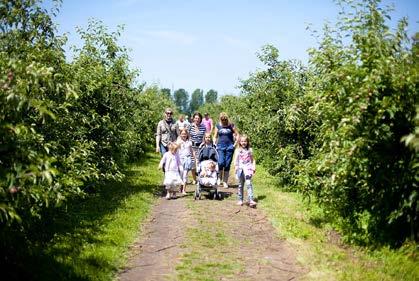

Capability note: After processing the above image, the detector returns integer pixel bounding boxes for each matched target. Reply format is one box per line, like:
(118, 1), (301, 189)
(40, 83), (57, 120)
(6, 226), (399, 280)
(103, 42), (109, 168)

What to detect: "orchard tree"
(189, 88), (204, 113)
(161, 88), (171, 100)
(173, 88), (189, 113)
(205, 89), (218, 104)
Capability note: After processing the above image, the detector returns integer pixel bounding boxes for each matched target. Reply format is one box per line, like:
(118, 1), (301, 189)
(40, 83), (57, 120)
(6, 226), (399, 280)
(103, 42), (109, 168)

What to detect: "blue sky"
(52, 0), (418, 95)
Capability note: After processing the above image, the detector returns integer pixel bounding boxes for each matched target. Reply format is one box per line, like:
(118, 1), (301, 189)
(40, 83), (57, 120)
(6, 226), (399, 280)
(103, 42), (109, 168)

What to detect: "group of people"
(155, 108), (256, 206)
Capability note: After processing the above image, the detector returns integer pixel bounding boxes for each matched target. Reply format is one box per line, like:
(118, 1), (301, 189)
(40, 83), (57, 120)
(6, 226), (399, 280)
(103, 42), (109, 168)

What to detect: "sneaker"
(237, 200), (243, 206)
(165, 193), (171, 200)
(223, 182), (228, 188)
(249, 200), (257, 207)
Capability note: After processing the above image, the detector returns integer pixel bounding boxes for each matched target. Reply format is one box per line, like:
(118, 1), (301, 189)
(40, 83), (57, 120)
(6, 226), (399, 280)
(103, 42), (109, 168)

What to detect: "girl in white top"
(176, 128), (194, 194)
(176, 114), (190, 130)
(234, 134), (256, 207)
(158, 142), (184, 199)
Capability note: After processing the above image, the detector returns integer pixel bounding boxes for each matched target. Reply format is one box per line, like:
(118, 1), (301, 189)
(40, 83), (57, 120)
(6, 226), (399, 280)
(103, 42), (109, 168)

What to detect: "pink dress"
(235, 148), (255, 178)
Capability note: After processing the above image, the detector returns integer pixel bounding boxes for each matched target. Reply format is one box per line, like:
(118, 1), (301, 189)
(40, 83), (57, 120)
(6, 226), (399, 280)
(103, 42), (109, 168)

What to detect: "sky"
(51, 0), (419, 96)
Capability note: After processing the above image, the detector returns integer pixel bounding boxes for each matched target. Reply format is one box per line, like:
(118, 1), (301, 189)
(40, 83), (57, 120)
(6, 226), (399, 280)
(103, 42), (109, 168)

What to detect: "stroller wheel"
(213, 191), (218, 200)
(217, 191), (222, 200)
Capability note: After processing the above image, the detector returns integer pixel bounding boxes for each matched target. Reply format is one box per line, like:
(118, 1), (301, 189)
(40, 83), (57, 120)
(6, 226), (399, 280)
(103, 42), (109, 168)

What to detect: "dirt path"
(118, 180), (307, 281)
(118, 195), (191, 281)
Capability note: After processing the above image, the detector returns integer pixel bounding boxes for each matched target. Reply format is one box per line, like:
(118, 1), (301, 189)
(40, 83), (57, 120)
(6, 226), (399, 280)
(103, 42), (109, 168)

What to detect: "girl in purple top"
(213, 112), (239, 188)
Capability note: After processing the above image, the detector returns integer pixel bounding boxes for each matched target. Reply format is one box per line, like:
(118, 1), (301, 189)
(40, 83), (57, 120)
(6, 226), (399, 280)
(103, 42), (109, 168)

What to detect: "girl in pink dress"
(234, 135), (256, 207)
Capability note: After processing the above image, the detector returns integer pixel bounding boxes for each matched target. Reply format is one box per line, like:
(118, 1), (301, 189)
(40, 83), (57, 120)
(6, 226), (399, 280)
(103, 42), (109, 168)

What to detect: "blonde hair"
(239, 134), (251, 149)
(219, 112), (229, 124)
(204, 132), (212, 142)
(207, 161), (216, 170)
(168, 142), (178, 153)
(179, 128), (190, 139)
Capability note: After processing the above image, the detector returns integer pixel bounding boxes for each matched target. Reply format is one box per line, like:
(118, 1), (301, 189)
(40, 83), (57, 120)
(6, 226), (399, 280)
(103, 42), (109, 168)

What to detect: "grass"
(175, 200), (245, 281)
(253, 165), (419, 281)
(9, 153), (161, 281)
(5, 152), (417, 280)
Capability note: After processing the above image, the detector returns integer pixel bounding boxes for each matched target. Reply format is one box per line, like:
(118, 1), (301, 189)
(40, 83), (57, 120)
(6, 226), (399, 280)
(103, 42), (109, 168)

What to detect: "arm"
(213, 126), (218, 145)
(234, 150), (240, 173)
(232, 125), (239, 147)
(155, 121), (161, 153)
(158, 153), (166, 170)
(250, 149), (256, 172)
(175, 123), (180, 139)
(200, 169), (206, 177)
(190, 143), (195, 159)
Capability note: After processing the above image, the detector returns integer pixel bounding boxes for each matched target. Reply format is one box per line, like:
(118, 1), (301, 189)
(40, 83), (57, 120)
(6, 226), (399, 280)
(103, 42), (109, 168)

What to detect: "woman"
(213, 112), (239, 188)
(188, 112), (206, 184)
(155, 108), (179, 155)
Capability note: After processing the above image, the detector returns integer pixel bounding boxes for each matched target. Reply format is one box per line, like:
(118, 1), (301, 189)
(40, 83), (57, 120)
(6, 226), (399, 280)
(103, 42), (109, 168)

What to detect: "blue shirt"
(216, 124), (234, 145)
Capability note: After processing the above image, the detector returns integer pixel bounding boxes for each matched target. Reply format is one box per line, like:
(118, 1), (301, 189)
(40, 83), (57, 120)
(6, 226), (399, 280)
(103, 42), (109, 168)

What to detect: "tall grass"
(4, 153), (161, 281)
(253, 165), (419, 281)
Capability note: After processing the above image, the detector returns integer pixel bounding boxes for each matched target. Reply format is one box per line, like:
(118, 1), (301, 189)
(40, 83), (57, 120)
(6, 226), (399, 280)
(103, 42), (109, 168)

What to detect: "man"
(201, 112), (213, 133)
(155, 108), (180, 155)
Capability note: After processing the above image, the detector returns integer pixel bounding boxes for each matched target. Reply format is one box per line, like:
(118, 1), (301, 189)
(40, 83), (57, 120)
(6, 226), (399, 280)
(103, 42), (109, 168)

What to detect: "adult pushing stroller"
(194, 143), (221, 200)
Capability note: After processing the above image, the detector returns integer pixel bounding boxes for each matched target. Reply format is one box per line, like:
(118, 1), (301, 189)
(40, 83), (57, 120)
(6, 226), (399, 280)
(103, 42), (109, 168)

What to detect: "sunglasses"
(166, 112), (173, 115)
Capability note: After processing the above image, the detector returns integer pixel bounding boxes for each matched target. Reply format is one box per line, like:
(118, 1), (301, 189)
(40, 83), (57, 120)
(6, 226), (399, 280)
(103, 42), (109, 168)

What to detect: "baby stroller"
(194, 144), (221, 200)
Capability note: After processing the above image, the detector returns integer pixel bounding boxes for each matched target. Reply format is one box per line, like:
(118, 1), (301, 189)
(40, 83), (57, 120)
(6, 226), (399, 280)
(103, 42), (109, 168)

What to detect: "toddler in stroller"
(194, 133), (221, 200)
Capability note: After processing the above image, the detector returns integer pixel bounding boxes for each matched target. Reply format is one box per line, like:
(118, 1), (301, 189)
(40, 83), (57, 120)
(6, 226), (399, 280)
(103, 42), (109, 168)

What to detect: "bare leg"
(191, 169), (197, 184)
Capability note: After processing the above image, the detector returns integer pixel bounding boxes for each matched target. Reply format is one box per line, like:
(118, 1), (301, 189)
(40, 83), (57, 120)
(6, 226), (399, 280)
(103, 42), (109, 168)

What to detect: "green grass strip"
(26, 153), (161, 281)
(253, 165), (419, 281)
(175, 201), (245, 281)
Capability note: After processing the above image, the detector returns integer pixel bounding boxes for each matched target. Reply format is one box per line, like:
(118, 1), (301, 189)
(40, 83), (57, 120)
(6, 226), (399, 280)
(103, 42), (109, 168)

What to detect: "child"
(234, 134), (256, 207)
(198, 132), (218, 163)
(158, 142), (184, 199)
(199, 160), (218, 187)
(176, 128), (194, 194)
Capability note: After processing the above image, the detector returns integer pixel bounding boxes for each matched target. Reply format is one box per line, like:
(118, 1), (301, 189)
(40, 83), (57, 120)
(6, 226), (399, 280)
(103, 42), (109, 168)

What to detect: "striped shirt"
(188, 123), (206, 147)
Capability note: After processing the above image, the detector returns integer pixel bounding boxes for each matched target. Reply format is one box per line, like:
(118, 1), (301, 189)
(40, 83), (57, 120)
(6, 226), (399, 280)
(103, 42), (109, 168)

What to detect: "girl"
(176, 128), (194, 194)
(234, 134), (256, 207)
(158, 142), (184, 199)
(198, 132), (218, 162)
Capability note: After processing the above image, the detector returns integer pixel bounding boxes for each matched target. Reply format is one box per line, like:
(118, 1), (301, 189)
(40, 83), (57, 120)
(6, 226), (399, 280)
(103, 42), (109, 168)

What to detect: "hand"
(155, 147), (160, 153)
